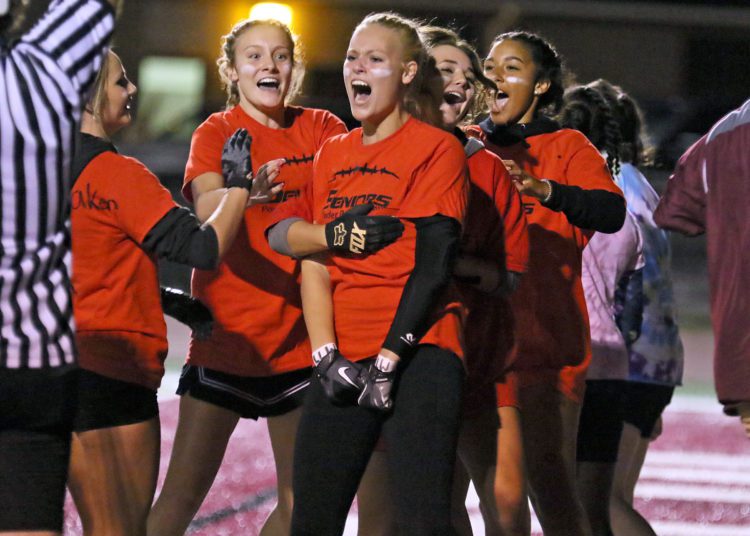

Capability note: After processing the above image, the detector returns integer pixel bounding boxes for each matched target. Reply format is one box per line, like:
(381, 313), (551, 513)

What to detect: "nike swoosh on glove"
(314, 346), (366, 404)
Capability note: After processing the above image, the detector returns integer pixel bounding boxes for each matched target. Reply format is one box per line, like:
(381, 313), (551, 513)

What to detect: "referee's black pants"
(291, 345), (464, 536)
(0, 365), (78, 532)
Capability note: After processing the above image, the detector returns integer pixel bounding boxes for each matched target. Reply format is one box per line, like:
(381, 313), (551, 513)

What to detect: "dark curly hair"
(587, 79), (654, 167)
(559, 85), (621, 175)
(492, 31), (568, 115)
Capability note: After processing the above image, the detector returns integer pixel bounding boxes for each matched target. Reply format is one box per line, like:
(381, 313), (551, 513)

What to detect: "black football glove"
(313, 344), (366, 404)
(358, 356), (397, 412)
(324, 203), (404, 255)
(221, 128), (253, 191)
(160, 287), (213, 340)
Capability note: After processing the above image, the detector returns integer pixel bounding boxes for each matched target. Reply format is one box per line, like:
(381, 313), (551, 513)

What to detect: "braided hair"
(587, 79), (653, 167)
(357, 13), (444, 128)
(492, 31), (568, 115)
(217, 18), (305, 109)
(559, 85), (621, 175)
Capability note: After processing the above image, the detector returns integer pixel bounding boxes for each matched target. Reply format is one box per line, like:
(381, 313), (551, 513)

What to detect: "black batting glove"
(358, 355), (397, 412)
(221, 128), (253, 191)
(313, 344), (366, 404)
(324, 203), (404, 255)
(160, 287), (214, 340)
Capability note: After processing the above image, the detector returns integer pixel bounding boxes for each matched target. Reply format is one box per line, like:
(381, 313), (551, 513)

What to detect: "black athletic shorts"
(73, 368), (159, 433)
(0, 366), (78, 532)
(622, 383), (675, 438)
(177, 365), (312, 419)
(577, 379), (626, 463)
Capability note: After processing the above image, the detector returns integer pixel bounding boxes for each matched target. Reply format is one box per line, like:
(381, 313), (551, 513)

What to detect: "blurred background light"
(249, 2), (293, 27)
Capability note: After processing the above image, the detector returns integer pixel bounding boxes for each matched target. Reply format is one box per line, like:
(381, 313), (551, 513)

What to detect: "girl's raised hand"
(248, 158), (285, 206)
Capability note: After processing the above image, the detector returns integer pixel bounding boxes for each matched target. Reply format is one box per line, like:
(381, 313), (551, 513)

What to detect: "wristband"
(375, 354), (397, 373)
(541, 179), (554, 204)
(312, 342), (337, 365)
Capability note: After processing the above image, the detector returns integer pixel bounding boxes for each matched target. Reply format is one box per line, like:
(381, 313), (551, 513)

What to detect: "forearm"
(285, 220), (328, 257)
(543, 182), (626, 233)
(301, 256), (336, 350)
(203, 188), (250, 258)
(195, 188), (230, 223)
(382, 216), (460, 359)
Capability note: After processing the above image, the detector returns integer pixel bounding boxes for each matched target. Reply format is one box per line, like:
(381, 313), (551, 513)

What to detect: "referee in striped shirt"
(0, 1), (118, 533)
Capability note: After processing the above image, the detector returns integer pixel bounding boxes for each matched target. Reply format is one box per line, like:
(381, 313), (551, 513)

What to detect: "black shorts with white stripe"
(177, 365), (312, 419)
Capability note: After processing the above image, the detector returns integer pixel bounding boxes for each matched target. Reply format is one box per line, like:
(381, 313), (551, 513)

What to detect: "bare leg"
(609, 423), (656, 536)
(147, 395), (239, 536)
(494, 406), (530, 536)
(577, 461), (616, 536)
(356, 449), (396, 536)
(260, 408), (302, 536)
(68, 417), (160, 536)
(519, 383), (591, 536)
(454, 407), (503, 535)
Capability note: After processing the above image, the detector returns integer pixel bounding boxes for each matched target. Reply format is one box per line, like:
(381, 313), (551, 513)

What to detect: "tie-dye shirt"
(617, 163), (684, 385)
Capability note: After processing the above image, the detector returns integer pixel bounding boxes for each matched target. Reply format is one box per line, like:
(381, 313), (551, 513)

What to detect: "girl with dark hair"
(560, 83), (646, 536)
(466, 31), (626, 536)
(588, 79), (683, 536)
(68, 50), (260, 536)
(147, 18), (347, 536)
(287, 12), (468, 535)
(419, 24), (530, 536)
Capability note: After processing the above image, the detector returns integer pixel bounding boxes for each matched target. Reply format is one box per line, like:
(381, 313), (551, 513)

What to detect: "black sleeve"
(141, 207), (220, 270)
(542, 181), (626, 233)
(382, 215), (461, 358)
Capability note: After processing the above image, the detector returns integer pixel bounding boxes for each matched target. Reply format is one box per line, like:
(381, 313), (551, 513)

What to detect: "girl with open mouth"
(466, 31), (627, 536)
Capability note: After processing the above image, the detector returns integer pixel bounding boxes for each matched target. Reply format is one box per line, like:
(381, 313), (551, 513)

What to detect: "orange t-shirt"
(183, 105), (346, 376)
(467, 125), (622, 402)
(71, 151), (177, 390)
(459, 147), (529, 399)
(309, 117), (468, 361)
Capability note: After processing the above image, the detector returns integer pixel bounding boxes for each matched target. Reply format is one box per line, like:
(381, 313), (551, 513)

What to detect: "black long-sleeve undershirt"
(141, 207), (220, 270)
(382, 215), (461, 358)
(543, 181), (626, 234)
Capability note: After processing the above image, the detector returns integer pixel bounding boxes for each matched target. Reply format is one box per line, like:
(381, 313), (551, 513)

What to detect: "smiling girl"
(146, 19), (347, 536)
(68, 50), (256, 536)
(467, 31), (626, 536)
(289, 13), (468, 535)
(419, 25), (531, 535)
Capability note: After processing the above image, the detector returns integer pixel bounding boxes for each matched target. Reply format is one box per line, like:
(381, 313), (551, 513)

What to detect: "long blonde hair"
(356, 12), (444, 128)
(217, 18), (305, 109)
(85, 50), (116, 120)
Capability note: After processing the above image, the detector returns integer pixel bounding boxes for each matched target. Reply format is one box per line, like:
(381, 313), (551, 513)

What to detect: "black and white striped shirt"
(1, 0), (114, 369)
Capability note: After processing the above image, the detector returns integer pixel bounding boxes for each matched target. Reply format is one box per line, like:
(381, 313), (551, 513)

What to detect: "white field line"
(650, 521), (750, 536)
(645, 451), (750, 470)
(666, 393), (723, 415)
(640, 465), (750, 485)
(635, 482), (750, 503)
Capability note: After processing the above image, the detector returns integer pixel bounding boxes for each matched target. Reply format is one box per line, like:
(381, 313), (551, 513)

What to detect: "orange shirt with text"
(311, 118), (468, 361)
(72, 152), (177, 390)
(183, 105), (346, 376)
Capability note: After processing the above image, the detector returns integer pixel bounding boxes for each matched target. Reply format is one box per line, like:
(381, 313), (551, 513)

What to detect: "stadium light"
(249, 2), (293, 27)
